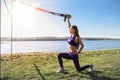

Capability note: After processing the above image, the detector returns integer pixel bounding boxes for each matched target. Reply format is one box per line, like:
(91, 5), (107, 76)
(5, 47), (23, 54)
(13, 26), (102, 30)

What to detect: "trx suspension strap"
(13, 0), (71, 22)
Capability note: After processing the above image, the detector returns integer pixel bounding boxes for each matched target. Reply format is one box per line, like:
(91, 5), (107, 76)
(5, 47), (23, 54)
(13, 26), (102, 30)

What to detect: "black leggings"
(57, 52), (90, 72)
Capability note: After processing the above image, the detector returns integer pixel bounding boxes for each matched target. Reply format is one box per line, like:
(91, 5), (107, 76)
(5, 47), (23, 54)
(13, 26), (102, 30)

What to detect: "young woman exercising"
(56, 16), (93, 73)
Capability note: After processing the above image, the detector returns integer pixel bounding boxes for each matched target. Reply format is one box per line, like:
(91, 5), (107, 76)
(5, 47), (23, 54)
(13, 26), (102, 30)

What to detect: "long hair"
(72, 25), (80, 49)
(72, 25), (80, 37)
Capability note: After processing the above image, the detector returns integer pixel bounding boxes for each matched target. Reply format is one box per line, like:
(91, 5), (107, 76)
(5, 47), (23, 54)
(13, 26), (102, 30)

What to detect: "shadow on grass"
(81, 70), (118, 80)
(0, 77), (10, 80)
(33, 63), (46, 80)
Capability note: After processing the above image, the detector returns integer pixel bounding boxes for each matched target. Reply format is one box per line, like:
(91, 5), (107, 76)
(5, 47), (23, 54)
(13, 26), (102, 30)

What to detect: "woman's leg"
(80, 65), (90, 72)
(57, 53), (72, 69)
(57, 52), (91, 72)
(72, 54), (90, 72)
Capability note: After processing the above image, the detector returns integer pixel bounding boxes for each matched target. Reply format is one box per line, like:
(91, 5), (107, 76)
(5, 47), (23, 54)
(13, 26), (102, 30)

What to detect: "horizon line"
(1, 36), (120, 39)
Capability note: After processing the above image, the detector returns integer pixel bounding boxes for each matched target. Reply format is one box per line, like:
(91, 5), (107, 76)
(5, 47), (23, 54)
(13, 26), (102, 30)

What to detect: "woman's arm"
(78, 37), (84, 54)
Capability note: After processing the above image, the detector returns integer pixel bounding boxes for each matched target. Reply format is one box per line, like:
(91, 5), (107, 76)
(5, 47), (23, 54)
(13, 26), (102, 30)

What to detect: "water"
(1, 40), (120, 54)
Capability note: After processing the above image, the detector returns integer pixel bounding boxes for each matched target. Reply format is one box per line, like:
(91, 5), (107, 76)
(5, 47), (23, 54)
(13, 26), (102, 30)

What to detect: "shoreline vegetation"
(1, 37), (120, 41)
(1, 49), (120, 80)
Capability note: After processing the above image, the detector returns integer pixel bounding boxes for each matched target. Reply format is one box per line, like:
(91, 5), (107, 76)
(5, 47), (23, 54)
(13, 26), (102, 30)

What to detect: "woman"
(56, 16), (93, 73)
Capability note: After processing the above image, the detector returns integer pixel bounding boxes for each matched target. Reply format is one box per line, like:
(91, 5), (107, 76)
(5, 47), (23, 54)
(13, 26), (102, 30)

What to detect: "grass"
(1, 49), (120, 80)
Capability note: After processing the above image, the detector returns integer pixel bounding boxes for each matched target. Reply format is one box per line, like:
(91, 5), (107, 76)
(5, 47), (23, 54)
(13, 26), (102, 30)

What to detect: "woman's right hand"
(67, 15), (71, 20)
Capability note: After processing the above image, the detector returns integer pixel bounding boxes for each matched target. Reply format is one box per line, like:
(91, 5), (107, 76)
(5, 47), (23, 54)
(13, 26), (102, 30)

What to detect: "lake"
(1, 40), (120, 54)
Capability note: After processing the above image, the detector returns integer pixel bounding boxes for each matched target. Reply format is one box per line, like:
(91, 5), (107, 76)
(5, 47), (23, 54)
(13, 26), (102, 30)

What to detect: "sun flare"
(13, 1), (34, 22)
(12, 1), (37, 37)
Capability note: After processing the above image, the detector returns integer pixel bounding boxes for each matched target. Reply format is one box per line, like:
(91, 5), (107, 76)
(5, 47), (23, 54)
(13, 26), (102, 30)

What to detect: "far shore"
(1, 37), (120, 41)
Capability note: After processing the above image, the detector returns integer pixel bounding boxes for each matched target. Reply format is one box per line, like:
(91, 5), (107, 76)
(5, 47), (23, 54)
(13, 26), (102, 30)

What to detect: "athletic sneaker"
(56, 69), (65, 73)
(88, 64), (94, 72)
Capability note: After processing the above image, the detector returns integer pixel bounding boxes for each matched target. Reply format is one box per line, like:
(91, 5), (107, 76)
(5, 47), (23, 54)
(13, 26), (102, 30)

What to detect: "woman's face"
(70, 27), (75, 34)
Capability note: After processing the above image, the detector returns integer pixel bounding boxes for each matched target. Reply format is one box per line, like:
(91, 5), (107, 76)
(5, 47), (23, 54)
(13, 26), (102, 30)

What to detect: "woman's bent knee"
(57, 53), (63, 58)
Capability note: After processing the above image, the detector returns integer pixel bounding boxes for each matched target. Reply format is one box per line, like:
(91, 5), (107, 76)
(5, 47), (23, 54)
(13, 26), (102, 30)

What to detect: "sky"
(1, 0), (120, 38)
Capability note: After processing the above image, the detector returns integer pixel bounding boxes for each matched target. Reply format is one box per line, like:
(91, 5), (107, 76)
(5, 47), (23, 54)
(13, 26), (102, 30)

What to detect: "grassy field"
(1, 49), (120, 80)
